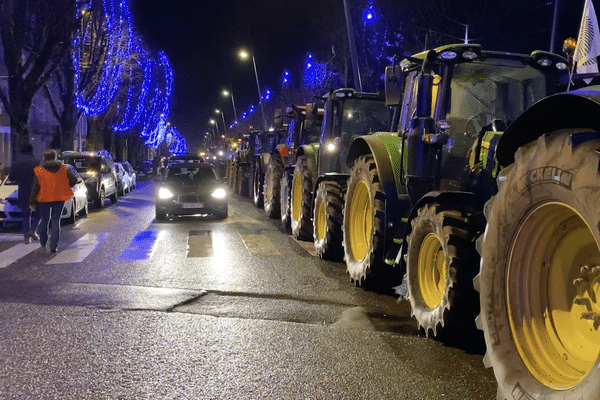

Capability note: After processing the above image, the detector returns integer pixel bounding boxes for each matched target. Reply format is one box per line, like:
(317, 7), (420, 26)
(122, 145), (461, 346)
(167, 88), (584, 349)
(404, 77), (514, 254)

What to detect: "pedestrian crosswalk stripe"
(239, 234), (280, 255)
(46, 233), (109, 264)
(118, 230), (163, 261)
(0, 243), (39, 268)
(187, 230), (213, 258)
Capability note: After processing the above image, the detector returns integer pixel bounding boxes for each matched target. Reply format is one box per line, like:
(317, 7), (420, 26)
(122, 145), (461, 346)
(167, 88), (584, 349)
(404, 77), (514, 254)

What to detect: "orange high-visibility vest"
(34, 164), (74, 203)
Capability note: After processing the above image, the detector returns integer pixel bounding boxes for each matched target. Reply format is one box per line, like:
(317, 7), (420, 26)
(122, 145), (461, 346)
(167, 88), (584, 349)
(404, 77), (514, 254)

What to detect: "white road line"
(46, 233), (108, 264)
(0, 243), (39, 268)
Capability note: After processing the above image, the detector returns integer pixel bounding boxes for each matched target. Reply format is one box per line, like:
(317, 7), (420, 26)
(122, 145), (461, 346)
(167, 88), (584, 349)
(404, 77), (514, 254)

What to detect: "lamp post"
(222, 89), (238, 123)
(239, 49), (268, 131)
(209, 118), (220, 137)
(215, 109), (227, 133)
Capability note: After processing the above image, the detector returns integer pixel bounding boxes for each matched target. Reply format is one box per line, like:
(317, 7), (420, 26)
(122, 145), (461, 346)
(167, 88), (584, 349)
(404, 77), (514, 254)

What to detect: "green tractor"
(346, 42), (600, 398)
(289, 89), (392, 257)
(263, 103), (322, 221)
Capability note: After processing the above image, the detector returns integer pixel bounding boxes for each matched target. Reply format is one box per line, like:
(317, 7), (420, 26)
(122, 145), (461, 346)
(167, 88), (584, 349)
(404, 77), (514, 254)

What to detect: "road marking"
(239, 234), (280, 255)
(118, 230), (164, 261)
(46, 233), (109, 264)
(187, 230), (212, 258)
(0, 243), (39, 268)
(293, 238), (317, 257)
(226, 212), (260, 223)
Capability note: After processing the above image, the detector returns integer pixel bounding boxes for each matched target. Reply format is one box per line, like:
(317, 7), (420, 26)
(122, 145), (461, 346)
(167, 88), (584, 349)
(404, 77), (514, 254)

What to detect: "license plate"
(182, 203), (203, 208)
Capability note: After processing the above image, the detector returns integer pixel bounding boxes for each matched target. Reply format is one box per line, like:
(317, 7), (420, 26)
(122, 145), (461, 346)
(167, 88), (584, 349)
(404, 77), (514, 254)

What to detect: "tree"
(0, 0), (79, 158)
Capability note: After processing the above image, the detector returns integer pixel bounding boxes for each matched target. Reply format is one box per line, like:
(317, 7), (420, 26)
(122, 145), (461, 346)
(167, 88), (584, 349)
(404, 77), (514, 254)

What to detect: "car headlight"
(158, 187), (175, 199)
(211, 188), (227, 199)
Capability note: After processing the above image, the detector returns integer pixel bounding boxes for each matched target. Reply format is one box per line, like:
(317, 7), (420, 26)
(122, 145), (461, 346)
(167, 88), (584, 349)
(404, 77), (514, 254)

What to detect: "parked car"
(155, 162), (227, 220)
(136, 160), (154, 181)
(60, 152), (118, 208)
(60, 165), (89, 224)
(0, 175), (21, 226)
(120, 161), (137, 190)
(115, 162), (131, 195)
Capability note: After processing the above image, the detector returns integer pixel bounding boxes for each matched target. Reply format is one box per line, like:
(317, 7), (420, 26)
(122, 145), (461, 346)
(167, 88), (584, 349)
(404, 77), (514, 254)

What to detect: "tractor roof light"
(537, 57), (553, 67)
(439, 50), (457, 60)
(462, 50), (478, 60)
(555, 62), (568, 71)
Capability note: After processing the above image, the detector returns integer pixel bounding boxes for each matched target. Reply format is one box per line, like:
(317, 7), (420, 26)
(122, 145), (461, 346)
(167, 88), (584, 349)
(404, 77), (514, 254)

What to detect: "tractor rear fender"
(497, 88), (600, 168)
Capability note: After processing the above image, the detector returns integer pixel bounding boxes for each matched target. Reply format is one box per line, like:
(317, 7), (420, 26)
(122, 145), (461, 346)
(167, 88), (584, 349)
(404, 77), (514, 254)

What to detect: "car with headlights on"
(155, 162), (227, 220)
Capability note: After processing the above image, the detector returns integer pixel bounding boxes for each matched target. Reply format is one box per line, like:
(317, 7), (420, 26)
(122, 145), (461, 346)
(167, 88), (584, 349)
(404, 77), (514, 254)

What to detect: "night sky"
(129, 0), (585, 152)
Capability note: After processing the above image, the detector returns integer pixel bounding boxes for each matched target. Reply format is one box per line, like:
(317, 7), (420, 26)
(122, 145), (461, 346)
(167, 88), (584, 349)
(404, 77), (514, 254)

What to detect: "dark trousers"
(37, 201), (64, 250)
(19, 199), (39, 239)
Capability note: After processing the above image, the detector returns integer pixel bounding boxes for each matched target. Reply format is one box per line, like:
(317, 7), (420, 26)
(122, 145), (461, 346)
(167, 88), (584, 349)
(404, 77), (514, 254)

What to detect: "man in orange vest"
(29, 150), (78, 253)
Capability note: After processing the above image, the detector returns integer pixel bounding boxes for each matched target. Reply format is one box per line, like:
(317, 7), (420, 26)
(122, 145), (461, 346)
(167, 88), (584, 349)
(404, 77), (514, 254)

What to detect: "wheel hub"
(418, 232), (446, 308)
(348, 180), (372, 262)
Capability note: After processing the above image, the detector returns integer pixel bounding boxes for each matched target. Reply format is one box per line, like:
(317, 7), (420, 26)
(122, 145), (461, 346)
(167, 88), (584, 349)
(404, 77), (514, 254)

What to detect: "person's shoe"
(50, 247), (57, 253)
(29, 232), (39, 241)
(23, 236), (31, 244)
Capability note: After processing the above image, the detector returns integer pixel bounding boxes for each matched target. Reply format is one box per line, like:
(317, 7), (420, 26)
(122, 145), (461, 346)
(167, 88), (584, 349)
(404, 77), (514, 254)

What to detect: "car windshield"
(164, 165), (217, 182)
(63, 157), (99, 172)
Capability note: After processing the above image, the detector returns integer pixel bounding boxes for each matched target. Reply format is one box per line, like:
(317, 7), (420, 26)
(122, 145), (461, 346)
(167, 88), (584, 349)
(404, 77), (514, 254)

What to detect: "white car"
(0, 166), (89, 227)
(0, 175), (21, 226)
(61, 165), (89, 224)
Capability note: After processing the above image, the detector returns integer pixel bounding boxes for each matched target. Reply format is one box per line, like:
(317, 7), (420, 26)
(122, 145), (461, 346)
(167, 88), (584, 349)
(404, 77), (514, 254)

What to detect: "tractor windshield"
(337, 98), (391, 147)
(445, 59), (548, 137)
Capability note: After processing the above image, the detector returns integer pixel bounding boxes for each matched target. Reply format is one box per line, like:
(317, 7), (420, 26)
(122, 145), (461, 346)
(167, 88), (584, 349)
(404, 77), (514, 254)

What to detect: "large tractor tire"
(405, 202), (480, 341)
(313, 180), (346, 261)
(476, 132), (600, 399)
(263, 154), (284, 218)
(291, 155), (313, 241)
(253, 165), (264, 208)
(342, 154), (389, 289)
(280, 171), (292, 231)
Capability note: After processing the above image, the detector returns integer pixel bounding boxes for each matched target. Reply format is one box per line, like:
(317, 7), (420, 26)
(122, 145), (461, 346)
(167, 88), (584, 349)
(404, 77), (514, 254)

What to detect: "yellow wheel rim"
(418, 233), (446, 308)
(292, 174), (302, 221)
(316, 199), (326, 241)
(348, 180), (372, 262)
(508, 202), (600, 390)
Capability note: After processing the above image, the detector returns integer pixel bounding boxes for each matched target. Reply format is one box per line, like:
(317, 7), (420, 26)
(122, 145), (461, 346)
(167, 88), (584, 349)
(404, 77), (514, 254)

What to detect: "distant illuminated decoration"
(364, 1), (375, 24)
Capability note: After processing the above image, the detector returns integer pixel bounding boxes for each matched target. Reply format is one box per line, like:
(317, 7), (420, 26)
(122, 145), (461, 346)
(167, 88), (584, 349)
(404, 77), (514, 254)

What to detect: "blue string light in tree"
(74, 0), (133, 116)
(282, 70), (290, 86)
(113, 41), (153, 132)
(262, 88), (272, 102)
(168, 126), (187, 155)
(142, 51), (174, 148)
(364, 1), (375, 24)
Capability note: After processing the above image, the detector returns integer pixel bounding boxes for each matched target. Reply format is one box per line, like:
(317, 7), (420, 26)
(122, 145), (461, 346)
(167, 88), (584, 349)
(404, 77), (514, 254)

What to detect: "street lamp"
(239, 49), (268, 130)
(215, 109), (227, 133)
(210, 118), (220, 137)
(222, 89), (238, 123)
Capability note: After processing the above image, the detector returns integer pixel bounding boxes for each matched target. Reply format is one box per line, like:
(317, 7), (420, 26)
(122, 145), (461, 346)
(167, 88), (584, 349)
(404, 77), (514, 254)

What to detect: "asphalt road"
(0, 181), (497, 399)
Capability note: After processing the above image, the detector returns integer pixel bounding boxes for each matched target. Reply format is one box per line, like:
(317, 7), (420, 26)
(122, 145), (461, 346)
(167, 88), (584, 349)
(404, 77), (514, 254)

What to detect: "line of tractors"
(225, 43), (600, 399)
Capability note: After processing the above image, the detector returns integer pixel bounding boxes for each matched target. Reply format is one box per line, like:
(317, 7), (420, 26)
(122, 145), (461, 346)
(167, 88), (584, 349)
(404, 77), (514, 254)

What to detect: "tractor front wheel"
(342, 154), (388, 289)
(405, 202), (480, 341)
(313, 180), (346, 261)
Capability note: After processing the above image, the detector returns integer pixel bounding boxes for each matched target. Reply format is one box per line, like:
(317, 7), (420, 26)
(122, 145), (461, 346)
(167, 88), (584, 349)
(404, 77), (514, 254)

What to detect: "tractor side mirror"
(385, 65), (404, 106)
